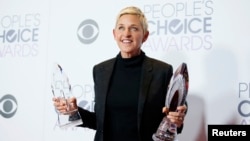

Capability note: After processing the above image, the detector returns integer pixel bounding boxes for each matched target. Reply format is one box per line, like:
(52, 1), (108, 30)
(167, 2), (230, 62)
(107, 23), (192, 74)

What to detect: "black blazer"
(78, 55), (184, 141)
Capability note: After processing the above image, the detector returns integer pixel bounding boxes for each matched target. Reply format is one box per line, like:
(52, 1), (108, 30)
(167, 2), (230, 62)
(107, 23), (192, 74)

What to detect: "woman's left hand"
(162, 105), (187, 127)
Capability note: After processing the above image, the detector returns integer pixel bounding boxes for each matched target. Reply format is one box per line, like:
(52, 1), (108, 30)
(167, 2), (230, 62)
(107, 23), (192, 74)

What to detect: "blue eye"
(131, 27), (138, 31)
(77, 19), (99, 44)
(118, 26), (124, 30)
(0, 94), (18, 118)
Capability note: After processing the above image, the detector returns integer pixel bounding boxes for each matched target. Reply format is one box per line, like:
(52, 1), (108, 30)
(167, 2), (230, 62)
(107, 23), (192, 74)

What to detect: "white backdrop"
(1, 0), (250, 141)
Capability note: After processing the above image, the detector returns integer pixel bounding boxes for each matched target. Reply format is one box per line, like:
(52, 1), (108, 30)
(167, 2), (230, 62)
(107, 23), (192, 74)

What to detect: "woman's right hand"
(52, 97), (78, 115)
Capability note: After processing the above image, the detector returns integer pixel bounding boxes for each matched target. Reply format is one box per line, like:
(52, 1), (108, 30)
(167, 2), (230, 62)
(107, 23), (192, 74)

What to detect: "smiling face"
(113, 14), (149, 58)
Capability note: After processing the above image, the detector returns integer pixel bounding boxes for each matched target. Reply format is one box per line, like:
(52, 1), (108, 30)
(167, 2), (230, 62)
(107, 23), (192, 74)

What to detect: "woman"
(53, 6), (187, 141)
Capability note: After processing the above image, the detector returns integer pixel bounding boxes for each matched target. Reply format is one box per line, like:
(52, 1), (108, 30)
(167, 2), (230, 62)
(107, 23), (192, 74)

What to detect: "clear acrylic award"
(152, 62), (189, 141)
(51, 63), (83, 129)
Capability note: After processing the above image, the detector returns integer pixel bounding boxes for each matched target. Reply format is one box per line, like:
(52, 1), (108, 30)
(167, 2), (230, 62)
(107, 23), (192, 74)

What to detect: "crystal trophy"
(152, 62), (189, 141)
(51, 63), (83, 128)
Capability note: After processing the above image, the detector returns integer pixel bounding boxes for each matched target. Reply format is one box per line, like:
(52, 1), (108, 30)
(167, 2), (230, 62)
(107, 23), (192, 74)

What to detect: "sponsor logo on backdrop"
(77, 19), (99, 44)
(142, 0), (214, 52)
(0, 94), (18, 118)
(0, 13), (41, 57)
(238, 82), (250, 124)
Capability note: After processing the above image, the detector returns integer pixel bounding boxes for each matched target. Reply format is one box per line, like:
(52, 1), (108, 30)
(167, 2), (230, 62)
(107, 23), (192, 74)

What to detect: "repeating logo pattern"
(77, 19), (99, 44)
(0, 94), (18, 118)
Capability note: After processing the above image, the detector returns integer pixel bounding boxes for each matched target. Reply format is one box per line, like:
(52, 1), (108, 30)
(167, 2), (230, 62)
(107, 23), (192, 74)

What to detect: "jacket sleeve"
(76, 106), (97, 130)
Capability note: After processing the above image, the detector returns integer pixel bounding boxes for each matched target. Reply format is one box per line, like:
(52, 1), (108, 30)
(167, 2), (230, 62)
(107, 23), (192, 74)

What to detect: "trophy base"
(57, 111), (83, 129)
(152, 117), (176, 141)
(58, 119), (83, 129)
(152, 132), (175, 141)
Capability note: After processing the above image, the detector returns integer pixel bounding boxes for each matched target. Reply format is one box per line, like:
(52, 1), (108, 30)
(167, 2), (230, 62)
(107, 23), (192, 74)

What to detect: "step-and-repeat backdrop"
(1, 0), (250, 141)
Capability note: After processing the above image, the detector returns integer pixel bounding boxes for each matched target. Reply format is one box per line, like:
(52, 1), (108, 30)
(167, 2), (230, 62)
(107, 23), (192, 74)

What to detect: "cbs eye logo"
(77, 19), (99, 44)
(0, 94), (18, 118)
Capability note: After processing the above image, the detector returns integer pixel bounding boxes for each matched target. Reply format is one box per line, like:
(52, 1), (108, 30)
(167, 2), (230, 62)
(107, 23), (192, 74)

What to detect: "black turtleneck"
(104, 52), (145, 141)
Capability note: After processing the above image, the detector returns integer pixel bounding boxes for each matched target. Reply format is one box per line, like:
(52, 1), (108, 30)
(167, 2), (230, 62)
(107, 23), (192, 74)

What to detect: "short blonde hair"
(115, 6), (148, 34)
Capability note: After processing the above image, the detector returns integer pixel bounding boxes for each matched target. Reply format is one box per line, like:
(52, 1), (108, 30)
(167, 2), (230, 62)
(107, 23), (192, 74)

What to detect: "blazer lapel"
(137, 57), (153, 130)
(95, 59), (116, 123)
